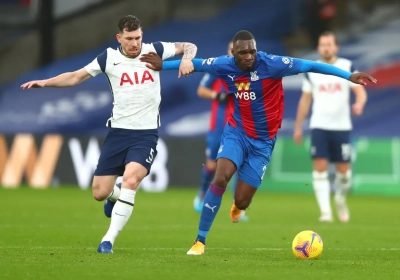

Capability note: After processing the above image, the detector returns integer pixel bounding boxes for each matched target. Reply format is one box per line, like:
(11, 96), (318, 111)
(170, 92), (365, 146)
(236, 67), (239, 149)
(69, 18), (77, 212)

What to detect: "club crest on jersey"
(250, 71), (259, 81)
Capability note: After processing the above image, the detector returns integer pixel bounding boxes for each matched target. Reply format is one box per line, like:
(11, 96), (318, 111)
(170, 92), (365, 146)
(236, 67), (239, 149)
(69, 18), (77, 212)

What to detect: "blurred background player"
(192, 41), (248, 221)
(293, 31), (368, 223)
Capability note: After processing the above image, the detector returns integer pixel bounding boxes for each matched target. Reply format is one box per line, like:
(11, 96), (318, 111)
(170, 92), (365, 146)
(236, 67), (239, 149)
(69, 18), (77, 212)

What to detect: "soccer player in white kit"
(293, 31), (368, 223)
(21, 15), (198, 253)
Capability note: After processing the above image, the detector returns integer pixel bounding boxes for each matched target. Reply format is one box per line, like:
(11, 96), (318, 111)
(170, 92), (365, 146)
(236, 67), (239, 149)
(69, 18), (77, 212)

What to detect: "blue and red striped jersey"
(198, 53), (303, 139)
(199, 73), (234, 132)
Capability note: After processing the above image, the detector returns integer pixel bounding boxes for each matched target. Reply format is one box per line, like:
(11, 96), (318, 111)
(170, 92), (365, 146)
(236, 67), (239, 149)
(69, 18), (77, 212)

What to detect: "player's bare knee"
(212, 173), (229, 188)
(336, 170), (352, 186)
(92, 184), (108, 201)
(234, 198), (251, 210)
(313, 171), (328, 181)
(313, 159), (328, 172)
(122, 174), (142, 190)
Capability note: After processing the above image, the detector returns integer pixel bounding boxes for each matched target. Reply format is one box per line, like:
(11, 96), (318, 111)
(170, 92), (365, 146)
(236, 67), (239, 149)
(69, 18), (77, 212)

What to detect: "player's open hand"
(349, 72), (377, 86)
(352, 103), (364, 116)
(178, 58), (194, 78)
(293, 128), (303, 145)
(140, 52), (163, 71)
(21, 80), (47, 89)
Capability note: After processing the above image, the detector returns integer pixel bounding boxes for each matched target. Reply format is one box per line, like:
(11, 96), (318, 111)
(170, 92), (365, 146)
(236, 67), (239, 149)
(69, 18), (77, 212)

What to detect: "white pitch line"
(0, 246), (399, 251)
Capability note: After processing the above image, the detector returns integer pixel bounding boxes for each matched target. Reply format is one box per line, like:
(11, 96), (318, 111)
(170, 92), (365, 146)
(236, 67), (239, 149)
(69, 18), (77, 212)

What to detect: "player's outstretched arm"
(21, 68), (92, 89)
(141, 52), (207, 75)
(299, 60), (377, 86)
(269, 56), (377, 86)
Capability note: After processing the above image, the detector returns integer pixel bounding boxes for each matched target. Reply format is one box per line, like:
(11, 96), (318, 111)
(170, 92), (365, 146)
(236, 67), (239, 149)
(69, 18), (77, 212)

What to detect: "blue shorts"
(206, 130), (223, 160)
(94, 127), (158, 176)
(216, 124), (276, 188)
(311, 129), (351, 162)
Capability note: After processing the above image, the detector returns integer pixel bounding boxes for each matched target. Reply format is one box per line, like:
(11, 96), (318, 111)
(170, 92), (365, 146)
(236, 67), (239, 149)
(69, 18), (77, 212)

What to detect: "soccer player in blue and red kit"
(140, 30), (376, 255)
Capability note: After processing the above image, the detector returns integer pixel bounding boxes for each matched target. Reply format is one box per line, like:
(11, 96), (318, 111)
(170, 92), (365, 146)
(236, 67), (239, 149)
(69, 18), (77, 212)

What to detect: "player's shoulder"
(257, 51), (294, 67)
(95, 47), (119, 61)
(141, 41), (174, 54)
(141, 42), (158, 54)
(335, 57), (355, 71)
(336, 57), (353, 66)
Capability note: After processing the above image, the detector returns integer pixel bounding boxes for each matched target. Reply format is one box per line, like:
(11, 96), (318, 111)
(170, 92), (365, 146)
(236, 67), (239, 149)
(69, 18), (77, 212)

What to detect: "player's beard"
(322, 52), (336, 63)
(123, 46), (141, 58)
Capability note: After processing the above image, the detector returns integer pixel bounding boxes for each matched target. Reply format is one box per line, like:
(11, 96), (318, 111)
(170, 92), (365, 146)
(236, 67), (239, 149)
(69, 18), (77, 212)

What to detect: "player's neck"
(321, 56), (338, 65)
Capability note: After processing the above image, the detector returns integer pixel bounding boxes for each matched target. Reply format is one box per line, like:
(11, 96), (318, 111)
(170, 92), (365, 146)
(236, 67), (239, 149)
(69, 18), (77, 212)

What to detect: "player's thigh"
(205, 131), (222, 170)
(329, 130), (352, 164)
(92, 128), (130, 199)
(123, 129), (159, 189)
(237, 136), (276, 190)
(214, 125), (246, 187)
(311, 129), (330, 172)
(234, 179), (257, 210)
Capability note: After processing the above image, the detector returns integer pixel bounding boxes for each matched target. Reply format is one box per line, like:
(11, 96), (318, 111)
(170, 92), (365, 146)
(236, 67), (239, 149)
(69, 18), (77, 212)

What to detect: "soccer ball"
(292, 230), (323, 259)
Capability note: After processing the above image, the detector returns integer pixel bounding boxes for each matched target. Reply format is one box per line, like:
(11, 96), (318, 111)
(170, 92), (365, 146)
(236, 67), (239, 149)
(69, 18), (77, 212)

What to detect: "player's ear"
(116, 33), (121, 43)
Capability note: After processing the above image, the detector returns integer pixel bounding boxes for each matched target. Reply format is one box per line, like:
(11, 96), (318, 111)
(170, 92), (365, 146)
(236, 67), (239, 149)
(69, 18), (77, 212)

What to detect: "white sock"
(107, 184), (121, 202)
(313, 171), (332, 216)
(102, 188), (136, 245)
(335, 170), (352, 195)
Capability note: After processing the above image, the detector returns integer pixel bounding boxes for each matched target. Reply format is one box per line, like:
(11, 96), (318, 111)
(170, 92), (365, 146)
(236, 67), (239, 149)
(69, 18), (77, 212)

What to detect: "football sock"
(312, 171), (332, 216)
(102, 188), (136, 245)
(335, 170), (351, 194)
(196, 183), (226, 244)
(106, 183), (121, 202)
(198, 167), (215, 199)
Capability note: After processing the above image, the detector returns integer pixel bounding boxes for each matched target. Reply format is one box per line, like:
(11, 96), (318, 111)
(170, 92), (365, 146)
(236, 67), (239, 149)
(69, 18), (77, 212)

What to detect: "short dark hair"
(118, 15), (142, 33)
(232, 30), (255, 43)
(319, 31), (337, 44)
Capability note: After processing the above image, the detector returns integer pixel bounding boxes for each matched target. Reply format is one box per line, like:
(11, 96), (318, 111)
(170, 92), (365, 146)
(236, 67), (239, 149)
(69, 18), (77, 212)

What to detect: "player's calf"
(98, 162), (148, 251)
(312, 170), (333, 222)
(334, 170), (351, 223)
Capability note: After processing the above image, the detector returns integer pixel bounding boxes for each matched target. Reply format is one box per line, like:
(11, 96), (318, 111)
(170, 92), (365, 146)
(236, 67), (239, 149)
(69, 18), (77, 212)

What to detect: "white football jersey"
(302, 57), (358, 130)
(84, 42), (176, 130)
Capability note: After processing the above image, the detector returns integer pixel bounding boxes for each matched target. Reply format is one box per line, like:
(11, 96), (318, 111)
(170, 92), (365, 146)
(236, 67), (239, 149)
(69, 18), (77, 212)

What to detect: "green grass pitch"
(1, 187), (399, 279)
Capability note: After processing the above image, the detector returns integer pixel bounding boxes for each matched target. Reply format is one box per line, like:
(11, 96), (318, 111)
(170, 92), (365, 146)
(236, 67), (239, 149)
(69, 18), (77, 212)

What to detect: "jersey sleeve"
(152, 42), (176, 60)
(193, 57), (221, 76)
(162, 57), (222, 76)
(199, 73), (218, 89)
(266, 55), (303, 78)
(302, 73), (312, 93)
(84, 50), (107, 77)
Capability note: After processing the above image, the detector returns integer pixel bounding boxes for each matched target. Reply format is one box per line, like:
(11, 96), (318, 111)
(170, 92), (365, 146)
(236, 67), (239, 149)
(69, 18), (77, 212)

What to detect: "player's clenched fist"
(21, 80), (47, 89)
(178, 58), (194, 78)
